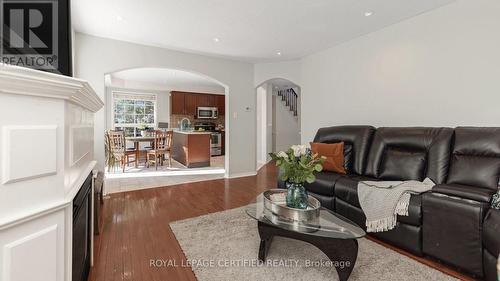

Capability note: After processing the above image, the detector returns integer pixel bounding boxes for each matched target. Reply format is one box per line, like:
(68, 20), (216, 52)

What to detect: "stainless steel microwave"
(197, 107), (218, 119)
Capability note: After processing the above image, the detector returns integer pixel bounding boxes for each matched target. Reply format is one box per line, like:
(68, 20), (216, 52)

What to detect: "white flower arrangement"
(270, 144), (326, 184)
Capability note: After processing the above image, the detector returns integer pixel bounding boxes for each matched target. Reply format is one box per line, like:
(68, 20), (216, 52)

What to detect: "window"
(112, 92), (156, 137)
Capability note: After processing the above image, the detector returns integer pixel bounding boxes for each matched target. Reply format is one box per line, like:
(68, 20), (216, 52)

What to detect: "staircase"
(276, 88), (298, 117)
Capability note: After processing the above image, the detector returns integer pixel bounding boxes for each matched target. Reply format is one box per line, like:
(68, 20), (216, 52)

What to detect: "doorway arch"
(255, 78), (301, 170)
(104, 67), (230, 177)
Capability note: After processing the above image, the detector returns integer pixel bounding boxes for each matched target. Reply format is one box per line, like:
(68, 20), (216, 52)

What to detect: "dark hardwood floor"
(89, 163), (473, 281)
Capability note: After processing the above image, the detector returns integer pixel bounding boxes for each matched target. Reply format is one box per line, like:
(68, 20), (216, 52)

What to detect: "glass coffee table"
(246, 193), (366, 281)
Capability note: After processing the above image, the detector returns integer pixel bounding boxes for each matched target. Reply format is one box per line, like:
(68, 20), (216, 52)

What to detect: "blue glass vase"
(286, 182), (309, 209)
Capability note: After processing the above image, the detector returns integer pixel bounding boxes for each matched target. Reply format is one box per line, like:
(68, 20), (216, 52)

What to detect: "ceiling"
(106, 68), (226, 93)
(73, 0), (454, 62)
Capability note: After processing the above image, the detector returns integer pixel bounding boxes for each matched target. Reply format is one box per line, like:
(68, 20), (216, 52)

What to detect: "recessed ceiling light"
(115, 15), (123, 21)
(276, 51), (282, 56)
(213, 37), (220, 43)
(364, 11), (374, 17)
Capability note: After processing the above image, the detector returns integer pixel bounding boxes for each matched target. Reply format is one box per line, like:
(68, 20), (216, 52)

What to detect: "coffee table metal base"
(257, 221), (359, 281)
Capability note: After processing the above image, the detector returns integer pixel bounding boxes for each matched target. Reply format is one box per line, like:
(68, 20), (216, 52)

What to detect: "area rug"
(169, 206), (457, 281)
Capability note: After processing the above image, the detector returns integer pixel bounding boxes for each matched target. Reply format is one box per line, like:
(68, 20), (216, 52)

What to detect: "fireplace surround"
(0, 64), (103, 281)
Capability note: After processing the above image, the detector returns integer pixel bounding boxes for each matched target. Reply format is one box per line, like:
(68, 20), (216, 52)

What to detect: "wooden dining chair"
(146, 130), (173, 169)
(107, 130), (137, 172)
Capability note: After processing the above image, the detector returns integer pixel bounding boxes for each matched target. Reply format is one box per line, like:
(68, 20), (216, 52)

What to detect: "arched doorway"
(255, 78), (301, 170)
(103, 67), (229, 192)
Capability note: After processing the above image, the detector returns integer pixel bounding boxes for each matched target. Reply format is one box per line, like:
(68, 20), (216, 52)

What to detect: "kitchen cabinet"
(216, 95), (225, 115)
(172, 131), (211, 167)
(170, 91), (225, 116)
(171, 91), (185, 114)
(185, 93), (198, 115)
(196, 94), (215, 107)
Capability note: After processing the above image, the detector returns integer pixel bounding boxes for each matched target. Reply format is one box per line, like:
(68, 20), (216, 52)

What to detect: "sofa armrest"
(432, 183), (496, 203)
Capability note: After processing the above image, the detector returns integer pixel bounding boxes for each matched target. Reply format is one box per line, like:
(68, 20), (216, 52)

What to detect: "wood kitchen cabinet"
(171, 91), (185, 114)
(216, 95), (225, 115)
(196, 94), (215, 107)
(172, 131), (211, 167)
(170, 91), (225, 116)
(184, 93), (198, 115)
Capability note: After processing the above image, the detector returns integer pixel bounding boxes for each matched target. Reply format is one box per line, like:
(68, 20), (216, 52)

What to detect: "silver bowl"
(262, 189), (321, 231)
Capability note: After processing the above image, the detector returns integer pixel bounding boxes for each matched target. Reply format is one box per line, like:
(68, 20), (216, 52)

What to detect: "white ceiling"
(73, 0), (454, 62)
(106, 68), (226, 93)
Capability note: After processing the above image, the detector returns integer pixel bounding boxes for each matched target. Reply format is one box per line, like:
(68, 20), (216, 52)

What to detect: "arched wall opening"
(255, 78), (301, 170)
(103, 67), (230, 177)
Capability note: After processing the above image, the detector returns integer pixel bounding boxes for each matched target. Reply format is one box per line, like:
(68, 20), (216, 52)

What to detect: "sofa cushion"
(304, 171), (343, 197)
(484, 209), (500, 256)
(379, 148), (426, 181)
(313, 126), (375, 175)
(365, 127), (453, 184)
(335, 198), (366, 229)
(334, 175), (376, 208)
(446, 127), (500, 190)
(432, 183), (496, 203)
(335, 175), (422, 226)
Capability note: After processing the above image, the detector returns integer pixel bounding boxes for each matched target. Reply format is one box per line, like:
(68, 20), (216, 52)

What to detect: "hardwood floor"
(89, 163), (473, 281)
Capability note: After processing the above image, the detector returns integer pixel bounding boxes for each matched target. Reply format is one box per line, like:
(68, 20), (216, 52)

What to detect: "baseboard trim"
(257, 160), (272, 171)
(227, 171), (258, 179)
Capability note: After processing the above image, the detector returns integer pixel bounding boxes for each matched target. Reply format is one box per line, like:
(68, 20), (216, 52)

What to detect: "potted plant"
(270, 145), (325, 209)
(138, 124), (153, 136)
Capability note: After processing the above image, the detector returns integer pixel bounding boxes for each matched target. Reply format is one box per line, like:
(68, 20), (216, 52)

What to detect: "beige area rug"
(170, 206), (457, 281)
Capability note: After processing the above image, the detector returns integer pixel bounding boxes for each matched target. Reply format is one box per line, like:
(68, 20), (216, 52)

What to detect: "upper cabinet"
(196, 94), (216, 107)
(185, 93), (198, 115)
(171, 91), (185, 115)
(216, 95), (225, 116)
(170, 91), (225, 116)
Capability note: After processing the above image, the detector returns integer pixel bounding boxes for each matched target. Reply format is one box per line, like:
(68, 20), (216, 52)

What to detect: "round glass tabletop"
(245, 193), (366, 239)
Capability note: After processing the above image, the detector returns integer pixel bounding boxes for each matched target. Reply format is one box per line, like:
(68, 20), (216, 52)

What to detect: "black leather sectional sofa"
(277, 126), (500, 280)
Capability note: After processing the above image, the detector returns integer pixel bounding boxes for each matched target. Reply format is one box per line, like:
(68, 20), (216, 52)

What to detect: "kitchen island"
(172, 130), (212, 168)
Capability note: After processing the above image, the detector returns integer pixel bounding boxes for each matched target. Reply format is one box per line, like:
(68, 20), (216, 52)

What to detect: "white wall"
(74, 33), (255, 176)
(256, 86), (267, 168)
(266, 83), (273, 156)
(254, 60), (301, 87)
(300, 0), (500, 143)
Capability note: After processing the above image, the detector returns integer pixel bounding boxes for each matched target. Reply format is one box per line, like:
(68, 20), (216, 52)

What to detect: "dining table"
(125, 136), (156, 164)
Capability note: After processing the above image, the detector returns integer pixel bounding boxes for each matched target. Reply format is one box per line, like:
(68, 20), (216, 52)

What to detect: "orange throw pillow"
(310, 142), (346, 174)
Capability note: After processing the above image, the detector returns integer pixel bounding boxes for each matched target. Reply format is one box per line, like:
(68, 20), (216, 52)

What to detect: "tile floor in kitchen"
(104, 156), (225, 194)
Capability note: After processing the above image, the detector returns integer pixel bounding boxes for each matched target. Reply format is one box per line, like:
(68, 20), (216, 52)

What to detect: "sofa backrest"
(446, 127), (500, 190)
(313, 126), (375, 175)
(364, 127), (453, 183)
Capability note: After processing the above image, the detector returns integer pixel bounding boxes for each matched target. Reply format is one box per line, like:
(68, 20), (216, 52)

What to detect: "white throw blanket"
(357, 178), (435, 233)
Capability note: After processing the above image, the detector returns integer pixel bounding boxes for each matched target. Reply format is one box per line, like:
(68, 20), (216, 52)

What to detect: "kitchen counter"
(172, 129), (212, 135)
(171, 131), (211, 167)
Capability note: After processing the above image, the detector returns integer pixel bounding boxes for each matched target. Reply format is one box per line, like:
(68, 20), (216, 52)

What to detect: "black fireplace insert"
(72, 173), (92, 281)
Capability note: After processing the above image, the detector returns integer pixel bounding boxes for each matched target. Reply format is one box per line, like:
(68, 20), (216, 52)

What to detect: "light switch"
(233, 112), (237, 119)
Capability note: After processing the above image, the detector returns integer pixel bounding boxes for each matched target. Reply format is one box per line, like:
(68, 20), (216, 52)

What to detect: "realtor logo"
(1, 0), (58, 69)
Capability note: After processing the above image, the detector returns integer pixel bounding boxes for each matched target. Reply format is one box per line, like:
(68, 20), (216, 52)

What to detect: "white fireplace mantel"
(0, 64), (103, 281)
(0, 64), (103, 112)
